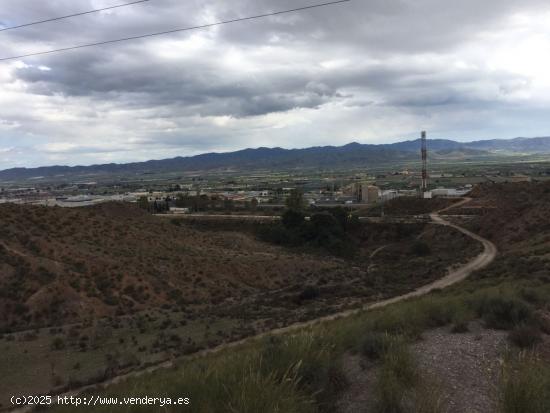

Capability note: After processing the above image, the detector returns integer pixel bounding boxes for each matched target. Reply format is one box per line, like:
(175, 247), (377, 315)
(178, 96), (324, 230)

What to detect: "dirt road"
(11, 199), (498, 412)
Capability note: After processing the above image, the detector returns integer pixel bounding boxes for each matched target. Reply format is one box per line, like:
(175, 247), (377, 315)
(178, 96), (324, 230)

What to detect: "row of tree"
(259, 189), (359, 257)
(138, 194), (260, 213)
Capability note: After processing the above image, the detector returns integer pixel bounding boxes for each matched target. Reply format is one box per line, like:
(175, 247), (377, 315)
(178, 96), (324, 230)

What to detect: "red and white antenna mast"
(421, 131), (428, 193)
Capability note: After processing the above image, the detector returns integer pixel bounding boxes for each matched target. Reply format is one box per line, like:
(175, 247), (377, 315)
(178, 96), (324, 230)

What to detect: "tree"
(175, 193), (193, 208)
(330, 207), (359, 231)
(137, 196), (150, 211)
(282, 209), (305, 229)
(310, 212), (343, 237)
(285, 189), (306, 211)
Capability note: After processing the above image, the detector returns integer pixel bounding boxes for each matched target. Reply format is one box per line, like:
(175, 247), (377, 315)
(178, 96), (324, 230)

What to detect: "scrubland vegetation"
(257, 207), (360, 258)
(0, 198), (479, 406)
(4, 182), (550, 412)
(47, 277), (550, 413)
(0, 203), (366, 331)
(46, 181), (550, 413)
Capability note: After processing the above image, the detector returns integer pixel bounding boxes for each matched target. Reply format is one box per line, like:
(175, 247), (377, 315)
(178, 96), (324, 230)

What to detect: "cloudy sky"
(1, 0), (550, 168)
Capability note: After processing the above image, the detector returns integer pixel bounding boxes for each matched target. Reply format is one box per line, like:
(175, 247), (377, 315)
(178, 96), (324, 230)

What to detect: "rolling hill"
(1, 136), (549, 181)
(0, 202), (362, 332)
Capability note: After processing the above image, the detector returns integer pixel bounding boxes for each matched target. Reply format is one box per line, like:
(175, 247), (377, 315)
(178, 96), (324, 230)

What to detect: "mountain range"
(1, 136), (550, 181)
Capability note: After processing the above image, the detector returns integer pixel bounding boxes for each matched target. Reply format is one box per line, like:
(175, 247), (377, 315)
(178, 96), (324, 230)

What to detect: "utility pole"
(421, 131), (428, 194)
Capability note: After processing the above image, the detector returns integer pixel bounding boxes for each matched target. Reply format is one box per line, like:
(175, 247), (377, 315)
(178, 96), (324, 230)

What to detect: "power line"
(0, 0), (351, 62)
(0, 0), (151, 32)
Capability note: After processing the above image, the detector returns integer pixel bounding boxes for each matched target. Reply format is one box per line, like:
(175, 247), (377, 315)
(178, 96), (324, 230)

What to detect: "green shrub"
(410, 241), (431, 256)
(370, 297), (459, 338)
(450, 320), (470, 334)
(371, 307), (423, 338)
(472, 295), (533, 330)
(258, 208), (358, 258)
(298, 286), (321, 302)
(51, 337), (66, 350)
(519, 287), (544, 305)
(508, 325), (542, 349)
(450, 306), (474, 333)
(418, 299), (457, 328)
(360, 332), (393, 360)
(282, 209), (305, 229)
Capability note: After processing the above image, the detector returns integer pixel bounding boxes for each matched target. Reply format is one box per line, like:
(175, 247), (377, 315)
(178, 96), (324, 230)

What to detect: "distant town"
(0, 166), (534, 213)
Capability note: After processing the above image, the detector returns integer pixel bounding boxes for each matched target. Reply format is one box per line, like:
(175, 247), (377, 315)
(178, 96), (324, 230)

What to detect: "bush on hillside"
(282, 209), (306, 229)
(508, 325), (542, 349)
(360, 332), (393, 360)
(298, 286), (321, 302)
(473, 295), (533, 330)
(258, 209), (358, 258)
(410, 241), (431, 256)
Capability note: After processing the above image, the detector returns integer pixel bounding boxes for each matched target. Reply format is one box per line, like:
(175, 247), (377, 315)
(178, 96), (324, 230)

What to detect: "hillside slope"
(43, 182), (550, 413)
(439, 181), (550, 288)
(0, 203), (359, 332)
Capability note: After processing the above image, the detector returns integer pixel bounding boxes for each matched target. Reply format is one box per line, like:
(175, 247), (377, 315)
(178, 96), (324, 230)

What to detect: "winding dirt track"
(11, 198), (498, 412)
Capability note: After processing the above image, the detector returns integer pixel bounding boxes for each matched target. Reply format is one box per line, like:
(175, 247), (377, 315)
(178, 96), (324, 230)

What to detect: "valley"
(0, 197), (481, 408)
(27, 180), (550, 413)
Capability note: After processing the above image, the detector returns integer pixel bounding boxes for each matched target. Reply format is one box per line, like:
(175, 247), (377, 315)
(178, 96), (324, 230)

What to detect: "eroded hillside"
(454, 182), (550, 281)
(0, 203), (363, 331)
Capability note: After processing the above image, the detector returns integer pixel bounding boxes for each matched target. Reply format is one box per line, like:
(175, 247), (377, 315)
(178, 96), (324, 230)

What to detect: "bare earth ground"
(336, 323), (508, 413)
(413, 323), (507, 413)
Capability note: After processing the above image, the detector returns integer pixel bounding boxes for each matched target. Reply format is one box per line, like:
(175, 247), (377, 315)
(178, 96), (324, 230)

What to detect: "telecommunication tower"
(421, 131), (428, 193)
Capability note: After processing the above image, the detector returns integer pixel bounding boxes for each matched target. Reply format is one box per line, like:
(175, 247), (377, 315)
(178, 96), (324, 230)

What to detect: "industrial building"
(355, 183), (380, 204)
(425, 187), (471, 198)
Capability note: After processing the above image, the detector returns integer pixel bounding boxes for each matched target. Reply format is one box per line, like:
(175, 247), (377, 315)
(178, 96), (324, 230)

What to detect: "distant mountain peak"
(1, 136), (550, 181)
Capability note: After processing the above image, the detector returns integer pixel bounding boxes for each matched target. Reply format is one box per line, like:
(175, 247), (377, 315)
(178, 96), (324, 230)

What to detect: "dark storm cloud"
(7, 0), (543, 114)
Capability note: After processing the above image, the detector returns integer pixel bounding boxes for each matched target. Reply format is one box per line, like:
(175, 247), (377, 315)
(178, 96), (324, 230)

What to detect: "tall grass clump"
(508, 325), (542, 349)
(450, 306), (474, 333)
(370, 305), (425, 339)
(373, 336), (419, 413)
(50, 340), (318, 413)
(258, 331), (347, 410)
(501, 354), (550, 413)
(369, 295), (466, 339)
(360, 332), (394, 360)
(410, 377), (445, 413)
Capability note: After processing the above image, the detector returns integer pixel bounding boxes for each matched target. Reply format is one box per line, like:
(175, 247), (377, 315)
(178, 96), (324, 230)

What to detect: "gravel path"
(412, 323), (508, 413)
(336, 323), (508, 413)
